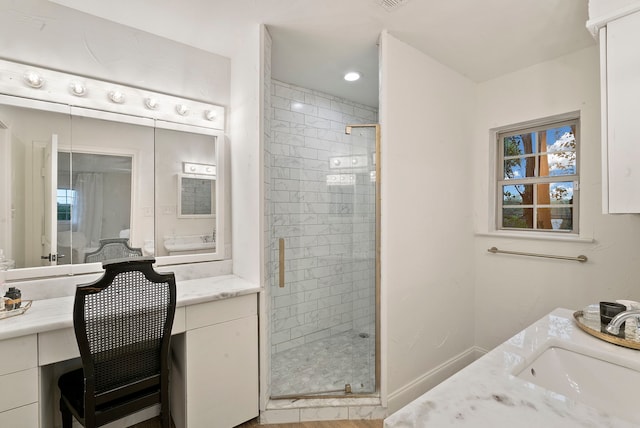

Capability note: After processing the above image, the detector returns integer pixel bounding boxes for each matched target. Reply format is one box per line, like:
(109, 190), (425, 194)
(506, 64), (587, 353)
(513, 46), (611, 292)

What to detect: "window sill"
(475, 231), (594, 244)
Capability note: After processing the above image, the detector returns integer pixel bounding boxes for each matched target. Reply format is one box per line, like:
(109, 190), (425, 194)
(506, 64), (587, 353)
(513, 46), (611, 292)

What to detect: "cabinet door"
(186, 315), (258, 428)
(606, 11), (640, 213)
(0, 403), (39, 428)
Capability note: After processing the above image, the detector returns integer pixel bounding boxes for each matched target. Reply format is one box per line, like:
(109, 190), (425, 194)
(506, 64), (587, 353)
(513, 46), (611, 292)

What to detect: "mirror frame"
(0, 59), (226, 281)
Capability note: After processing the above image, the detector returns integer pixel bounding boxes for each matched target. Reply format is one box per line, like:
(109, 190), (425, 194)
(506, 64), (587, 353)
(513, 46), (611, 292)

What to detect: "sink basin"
(163, 234), (215, 254)
(516, 346), (640, 424)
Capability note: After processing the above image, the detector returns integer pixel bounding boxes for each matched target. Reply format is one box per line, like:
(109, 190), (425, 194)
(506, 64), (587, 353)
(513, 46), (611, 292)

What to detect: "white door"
(42, 134), (58, 266)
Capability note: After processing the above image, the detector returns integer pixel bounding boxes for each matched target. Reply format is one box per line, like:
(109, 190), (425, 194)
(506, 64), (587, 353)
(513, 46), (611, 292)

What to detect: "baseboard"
(386, 346), (483, 414)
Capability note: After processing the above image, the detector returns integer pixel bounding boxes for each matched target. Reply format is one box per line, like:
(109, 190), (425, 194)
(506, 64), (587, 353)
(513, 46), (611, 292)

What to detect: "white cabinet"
(598, 9), (640, 213)
(171, 294), (258, 428)
(0, 335), (39, 426)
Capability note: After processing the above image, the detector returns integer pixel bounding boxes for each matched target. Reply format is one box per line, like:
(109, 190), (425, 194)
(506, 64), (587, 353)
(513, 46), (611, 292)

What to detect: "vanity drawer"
(0, 402), (39, 428)
(39, 328), (79, 366)
(0, 335), (37, 376)
(186, 294), (257, 330)
(0, 367), (38, 412)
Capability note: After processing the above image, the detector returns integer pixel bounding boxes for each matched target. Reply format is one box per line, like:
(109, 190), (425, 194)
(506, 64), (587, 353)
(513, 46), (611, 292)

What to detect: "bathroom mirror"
(0, 100), (155, 269)
(0, 100), (225, 278)
(0, 59), (226, 279)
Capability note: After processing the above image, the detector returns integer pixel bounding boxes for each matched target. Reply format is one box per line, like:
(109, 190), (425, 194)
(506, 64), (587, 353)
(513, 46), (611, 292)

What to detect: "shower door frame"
(346, 123), (381, 398)
(270, 123), (381, 400)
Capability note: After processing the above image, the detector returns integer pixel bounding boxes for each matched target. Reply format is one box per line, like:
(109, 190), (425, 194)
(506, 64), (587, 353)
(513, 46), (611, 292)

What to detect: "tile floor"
(270, 329), (376, 397)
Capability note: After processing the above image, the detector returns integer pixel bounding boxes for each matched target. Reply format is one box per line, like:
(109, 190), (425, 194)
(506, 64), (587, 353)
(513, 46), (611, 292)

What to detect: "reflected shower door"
(270, 124), (379, 398)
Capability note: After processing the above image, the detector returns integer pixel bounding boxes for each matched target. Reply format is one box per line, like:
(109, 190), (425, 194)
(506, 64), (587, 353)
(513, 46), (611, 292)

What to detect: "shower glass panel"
(270, 124), (379, 398)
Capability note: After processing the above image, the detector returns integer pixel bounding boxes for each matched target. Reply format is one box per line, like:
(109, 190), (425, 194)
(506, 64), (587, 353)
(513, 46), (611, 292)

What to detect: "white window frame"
(495, 114), (580, 235)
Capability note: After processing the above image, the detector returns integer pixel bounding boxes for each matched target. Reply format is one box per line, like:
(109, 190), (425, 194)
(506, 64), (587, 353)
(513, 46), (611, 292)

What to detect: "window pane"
(504, 157), (535, 180)
(57, 188), (76, 222)
(502, 207), (533, 229)
(537, 182), (574, 205)
(503, 134), (536, 156)
(544, 126), (576, 153)
(537, 207), (573, 230)
(539, 151), (576, 177)
(503, 184), (533, 205)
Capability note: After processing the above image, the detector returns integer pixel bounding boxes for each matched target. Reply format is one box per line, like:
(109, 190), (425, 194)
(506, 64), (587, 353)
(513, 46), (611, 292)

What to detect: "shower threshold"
(270, 391), (378, 400)
(271, 384), (358, 399)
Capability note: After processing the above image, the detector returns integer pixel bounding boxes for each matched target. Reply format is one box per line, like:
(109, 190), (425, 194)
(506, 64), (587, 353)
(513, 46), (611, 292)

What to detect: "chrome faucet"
(605, 309), (640, 335)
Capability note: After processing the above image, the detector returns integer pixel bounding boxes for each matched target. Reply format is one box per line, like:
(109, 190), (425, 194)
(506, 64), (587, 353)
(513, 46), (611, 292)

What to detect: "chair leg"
(60, 400), (73, 428)
(160, 402), (171, 428)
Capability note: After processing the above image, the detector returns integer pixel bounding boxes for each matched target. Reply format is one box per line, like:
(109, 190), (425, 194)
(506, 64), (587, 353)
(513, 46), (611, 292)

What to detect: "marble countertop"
(0, 274), (260, 341)
(384, 308), (640, 428)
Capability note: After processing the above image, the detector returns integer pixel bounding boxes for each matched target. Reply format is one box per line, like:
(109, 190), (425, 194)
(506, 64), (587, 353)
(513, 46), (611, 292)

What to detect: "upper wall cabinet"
(588, 4), (640, 213)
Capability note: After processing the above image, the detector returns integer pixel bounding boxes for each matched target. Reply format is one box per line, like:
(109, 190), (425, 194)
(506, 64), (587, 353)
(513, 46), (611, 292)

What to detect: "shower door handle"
(279, 238), (285, 288)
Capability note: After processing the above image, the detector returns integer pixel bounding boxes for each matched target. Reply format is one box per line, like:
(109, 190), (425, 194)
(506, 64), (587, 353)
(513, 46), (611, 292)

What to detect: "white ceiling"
(49, 0), (595, 108)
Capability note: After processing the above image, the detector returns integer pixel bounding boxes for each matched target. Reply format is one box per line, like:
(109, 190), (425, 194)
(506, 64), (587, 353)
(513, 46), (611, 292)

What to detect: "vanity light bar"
(329, 155), (368, 169)
(0, 59), (225, 130)
(183, 162), (216, 176)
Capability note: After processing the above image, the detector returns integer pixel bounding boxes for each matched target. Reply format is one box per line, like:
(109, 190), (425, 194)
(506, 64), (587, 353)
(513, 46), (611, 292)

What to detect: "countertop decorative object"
(573, 310), (640, 350)
(384, 308), (639, 427)
(0, 300), (32, 320)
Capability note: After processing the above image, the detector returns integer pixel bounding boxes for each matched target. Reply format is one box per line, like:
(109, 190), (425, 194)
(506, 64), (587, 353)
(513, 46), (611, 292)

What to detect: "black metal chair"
(58, 257), (176, 428)
(84, 238), (144, 263)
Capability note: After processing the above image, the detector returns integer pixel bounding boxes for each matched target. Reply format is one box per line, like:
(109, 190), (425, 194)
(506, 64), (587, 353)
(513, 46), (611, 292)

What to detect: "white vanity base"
(0, 275), (260, 428)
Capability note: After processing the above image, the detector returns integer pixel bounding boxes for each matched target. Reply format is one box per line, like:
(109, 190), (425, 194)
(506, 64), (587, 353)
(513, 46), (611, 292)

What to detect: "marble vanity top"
(0, 274), (260, 341)
(384, 308), (639, 427)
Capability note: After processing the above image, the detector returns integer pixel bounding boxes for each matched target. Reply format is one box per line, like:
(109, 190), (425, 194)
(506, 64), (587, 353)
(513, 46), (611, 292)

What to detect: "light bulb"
(24, 71), (44, 88)
(144, 97), (159, 110)
(108, 91), (125, 104)
(344, 71), (361, 82)
(69, 82), (87, 96)
(176, 104), (189, 116)
(204, 110), (217, 121)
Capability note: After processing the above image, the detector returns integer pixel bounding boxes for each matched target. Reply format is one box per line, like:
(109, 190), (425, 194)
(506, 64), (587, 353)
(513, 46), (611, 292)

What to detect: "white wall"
(472, 46), (640, 351)
(380, 31), (477, 413)
(229, 23), (263, 284)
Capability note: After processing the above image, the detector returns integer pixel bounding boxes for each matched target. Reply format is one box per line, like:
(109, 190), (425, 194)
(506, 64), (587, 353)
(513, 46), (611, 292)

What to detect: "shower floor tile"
(271, 330), (375, 397)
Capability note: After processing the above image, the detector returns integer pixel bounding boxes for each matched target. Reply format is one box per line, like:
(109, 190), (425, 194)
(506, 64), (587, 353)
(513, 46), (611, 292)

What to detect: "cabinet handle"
(279, 238), (285, 288)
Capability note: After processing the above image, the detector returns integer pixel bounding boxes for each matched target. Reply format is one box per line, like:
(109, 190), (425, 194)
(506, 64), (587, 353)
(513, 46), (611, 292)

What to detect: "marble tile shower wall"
(268, 80), (378, 354)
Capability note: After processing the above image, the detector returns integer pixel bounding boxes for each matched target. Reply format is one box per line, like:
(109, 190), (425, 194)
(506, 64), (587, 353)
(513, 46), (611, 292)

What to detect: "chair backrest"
(84, 238), (144, 263)
(73, 257), (176, 411)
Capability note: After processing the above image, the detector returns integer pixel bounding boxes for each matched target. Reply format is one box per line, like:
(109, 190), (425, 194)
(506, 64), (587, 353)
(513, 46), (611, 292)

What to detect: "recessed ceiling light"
(344, 71), (361, 82)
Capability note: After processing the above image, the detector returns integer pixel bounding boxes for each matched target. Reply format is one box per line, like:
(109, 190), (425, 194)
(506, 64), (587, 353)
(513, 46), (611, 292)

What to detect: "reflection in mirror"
(0, 103), (71, 269)
(155, 127), (217, 257)
(57, 151), (135, 264)
(69, 114), (155, 263)
(179, 175), (215, 217)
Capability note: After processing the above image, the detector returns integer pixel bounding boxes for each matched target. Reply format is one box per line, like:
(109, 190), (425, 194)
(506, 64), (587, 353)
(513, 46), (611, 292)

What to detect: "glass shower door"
(270, 123), (379, 398)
